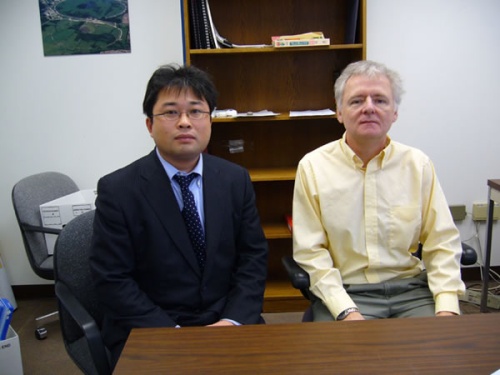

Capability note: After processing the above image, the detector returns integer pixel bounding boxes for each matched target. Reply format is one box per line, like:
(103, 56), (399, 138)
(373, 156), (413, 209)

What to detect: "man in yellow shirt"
(292, 60), (465, 321)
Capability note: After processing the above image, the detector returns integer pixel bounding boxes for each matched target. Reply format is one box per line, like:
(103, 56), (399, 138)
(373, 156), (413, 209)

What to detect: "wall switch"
(472, 202), (500, 221)
(449, 205), (466, 221)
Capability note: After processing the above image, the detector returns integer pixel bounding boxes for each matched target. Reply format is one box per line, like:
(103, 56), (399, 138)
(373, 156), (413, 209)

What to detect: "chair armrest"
(55, 282), (111, 375)
(21, 223), (62, 235)
(461, 242), (478, 266)
(282, 255), (311, 292)
(418, 241), (477, 266)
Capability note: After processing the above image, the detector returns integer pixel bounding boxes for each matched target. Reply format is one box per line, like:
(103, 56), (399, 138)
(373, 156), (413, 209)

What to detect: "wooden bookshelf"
(263, 280), (309, 313)
(182, 0), (366, 312)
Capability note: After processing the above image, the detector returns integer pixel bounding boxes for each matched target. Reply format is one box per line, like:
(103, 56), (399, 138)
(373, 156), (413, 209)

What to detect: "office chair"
(282, 242), (478, 322)
(54, 210), (111, 375)
(12, 171), (79, 339)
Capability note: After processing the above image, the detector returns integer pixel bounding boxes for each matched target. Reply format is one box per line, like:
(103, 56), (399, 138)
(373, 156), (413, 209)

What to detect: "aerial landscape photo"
(39, 0), (131, 56)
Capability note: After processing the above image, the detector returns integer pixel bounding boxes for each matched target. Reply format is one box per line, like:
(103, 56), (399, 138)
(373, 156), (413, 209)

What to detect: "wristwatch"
(336, 307), (359, 321)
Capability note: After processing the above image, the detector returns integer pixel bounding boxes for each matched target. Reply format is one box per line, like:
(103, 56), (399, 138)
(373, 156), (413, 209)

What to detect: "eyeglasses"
(152, 109), (211, 121)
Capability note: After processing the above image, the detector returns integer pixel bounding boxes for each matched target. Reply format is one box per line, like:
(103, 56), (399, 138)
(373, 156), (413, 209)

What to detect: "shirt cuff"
(323, 290), (357, 319)
(222, 318), (241, 326)
(435, 291), (461, 315)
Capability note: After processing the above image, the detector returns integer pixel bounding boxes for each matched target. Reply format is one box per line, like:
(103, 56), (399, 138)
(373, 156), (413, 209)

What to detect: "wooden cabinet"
(182, 0), (366, 312)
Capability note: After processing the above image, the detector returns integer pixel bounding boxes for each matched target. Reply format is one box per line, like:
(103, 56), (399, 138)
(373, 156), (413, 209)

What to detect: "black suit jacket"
(89, 150), (268, 365)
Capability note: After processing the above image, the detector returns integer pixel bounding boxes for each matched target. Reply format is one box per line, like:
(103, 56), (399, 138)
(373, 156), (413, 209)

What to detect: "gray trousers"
(312, 272), (436, 321)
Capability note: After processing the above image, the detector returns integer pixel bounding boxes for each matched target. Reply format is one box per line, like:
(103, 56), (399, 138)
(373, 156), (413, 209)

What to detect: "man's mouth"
(176, 134), (195, 141)
(360, 119), (378, 125)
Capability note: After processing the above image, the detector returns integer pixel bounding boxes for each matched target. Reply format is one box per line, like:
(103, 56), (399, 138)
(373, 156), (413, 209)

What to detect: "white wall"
(0, 0), (183, 285)
(367, 0), (500, 268)
(1, 0), (499, 286)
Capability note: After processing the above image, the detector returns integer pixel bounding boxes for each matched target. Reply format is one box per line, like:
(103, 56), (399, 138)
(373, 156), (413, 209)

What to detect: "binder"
(189, 0), (233, 49)
(199, 0), (215, 48)
(189, 0), (202, 49)
(189, 0), (215, 49)
(345, 0), (360, 44)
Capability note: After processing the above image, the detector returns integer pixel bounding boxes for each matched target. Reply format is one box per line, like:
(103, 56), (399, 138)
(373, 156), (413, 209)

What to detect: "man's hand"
(342, 311), (365, 321)
(206, 320), (235, 327)
(436, 311), (457, 317)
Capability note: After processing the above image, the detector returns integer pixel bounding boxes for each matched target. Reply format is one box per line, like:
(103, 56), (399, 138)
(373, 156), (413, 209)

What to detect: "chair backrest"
(12, 172), (79, 280)
(54, 210), (110, 375)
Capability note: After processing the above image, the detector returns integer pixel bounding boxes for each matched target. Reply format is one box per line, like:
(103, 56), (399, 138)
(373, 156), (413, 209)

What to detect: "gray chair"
(12, 171), (79, 339)
(54, 209), (111, 375)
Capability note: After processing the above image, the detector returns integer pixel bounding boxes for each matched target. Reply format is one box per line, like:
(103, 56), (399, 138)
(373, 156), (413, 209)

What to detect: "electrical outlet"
(459, 289), (500, 309)
(472, 202), (500, 221)
(449, 205), (466, 221)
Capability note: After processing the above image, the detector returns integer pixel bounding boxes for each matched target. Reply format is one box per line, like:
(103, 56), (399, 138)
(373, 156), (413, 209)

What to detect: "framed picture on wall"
(38, 0), (131, 57)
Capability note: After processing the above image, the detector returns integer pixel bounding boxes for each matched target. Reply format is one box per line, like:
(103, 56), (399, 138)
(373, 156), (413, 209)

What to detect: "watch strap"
(336, 307), (360, 320)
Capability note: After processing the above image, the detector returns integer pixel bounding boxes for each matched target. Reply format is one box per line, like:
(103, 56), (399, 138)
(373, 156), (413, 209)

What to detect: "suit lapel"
(203, 158), (225, 274)
(140, 151), (202, 276)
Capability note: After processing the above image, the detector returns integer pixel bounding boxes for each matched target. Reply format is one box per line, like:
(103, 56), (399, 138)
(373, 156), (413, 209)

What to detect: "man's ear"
(146, 117), (153, 135)
(337, 108), (343, 124)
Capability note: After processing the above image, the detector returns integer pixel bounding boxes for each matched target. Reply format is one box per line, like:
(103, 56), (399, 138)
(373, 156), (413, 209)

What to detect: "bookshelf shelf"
(183, 0), (366, 313)
(263, 280), (309, 313)
(263, 223), (292, 239)
(250, 168), (296, 182)
(213, 114), (337, 123)
(190, 44), (364, 55)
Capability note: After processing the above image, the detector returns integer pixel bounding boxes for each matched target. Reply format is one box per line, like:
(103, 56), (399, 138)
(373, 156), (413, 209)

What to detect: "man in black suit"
(90, 64), (268, 368)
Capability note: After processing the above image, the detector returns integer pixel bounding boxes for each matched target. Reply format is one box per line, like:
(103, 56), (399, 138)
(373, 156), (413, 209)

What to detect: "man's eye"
(164, 110), (179, 115)
(189, 109), (203, 114)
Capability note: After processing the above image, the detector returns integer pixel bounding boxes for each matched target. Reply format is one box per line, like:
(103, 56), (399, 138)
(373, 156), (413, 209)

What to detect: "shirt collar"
(339, 133), (393, 170)
(155, 147), (204, 180)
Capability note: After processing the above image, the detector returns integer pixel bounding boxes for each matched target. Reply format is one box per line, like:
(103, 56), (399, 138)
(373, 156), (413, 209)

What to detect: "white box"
(0, 326), (23, 375)
(40, 189), (97, 254)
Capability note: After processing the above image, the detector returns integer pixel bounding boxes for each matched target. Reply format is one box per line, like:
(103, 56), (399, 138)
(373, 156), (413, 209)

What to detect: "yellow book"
(271, 32), (324, 41)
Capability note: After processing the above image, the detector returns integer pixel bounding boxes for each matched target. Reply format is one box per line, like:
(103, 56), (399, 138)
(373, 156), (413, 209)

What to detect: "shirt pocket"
(388, 206), (421, 252)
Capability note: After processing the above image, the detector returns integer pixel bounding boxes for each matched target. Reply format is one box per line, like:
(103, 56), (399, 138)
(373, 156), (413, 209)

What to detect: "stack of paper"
(289, 109), (336, 117)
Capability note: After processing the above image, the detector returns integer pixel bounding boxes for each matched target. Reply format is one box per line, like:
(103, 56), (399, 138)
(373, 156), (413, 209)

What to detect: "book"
(272, 31), (325, 41)
(284, 214), (293, 233)
(0, 298), (14, 340)
(272, 31), (329, 48)
(273, 38), (330, 48)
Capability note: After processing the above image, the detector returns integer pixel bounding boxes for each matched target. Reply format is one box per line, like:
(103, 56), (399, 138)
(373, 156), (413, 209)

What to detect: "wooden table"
(481, 179), (500, 312)
(114, 314), (500, 374)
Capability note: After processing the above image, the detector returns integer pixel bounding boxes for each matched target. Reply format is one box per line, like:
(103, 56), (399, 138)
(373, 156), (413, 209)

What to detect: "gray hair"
(334, 60), (404, 110)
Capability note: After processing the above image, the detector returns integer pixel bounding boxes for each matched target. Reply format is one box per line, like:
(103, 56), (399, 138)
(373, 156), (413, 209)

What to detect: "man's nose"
(177, 112), (192, 127)
(361, 97), (375, 113)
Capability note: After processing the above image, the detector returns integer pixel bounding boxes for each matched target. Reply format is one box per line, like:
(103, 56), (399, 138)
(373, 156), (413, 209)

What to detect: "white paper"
(289, 109), (335, 117)
(237, 110), (280, 117)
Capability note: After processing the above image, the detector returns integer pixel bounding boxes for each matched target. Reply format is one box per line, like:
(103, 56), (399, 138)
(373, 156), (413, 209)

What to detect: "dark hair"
(142, 64), (218, 119)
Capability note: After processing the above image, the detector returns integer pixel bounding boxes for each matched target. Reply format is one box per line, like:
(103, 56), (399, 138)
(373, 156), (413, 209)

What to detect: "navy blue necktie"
(174, 173), (206, 271)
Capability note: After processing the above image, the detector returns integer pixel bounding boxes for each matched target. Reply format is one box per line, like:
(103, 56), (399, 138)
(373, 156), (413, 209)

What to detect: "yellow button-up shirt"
(293, 134), (465, 317)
